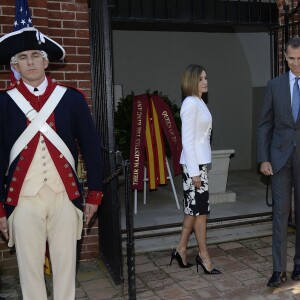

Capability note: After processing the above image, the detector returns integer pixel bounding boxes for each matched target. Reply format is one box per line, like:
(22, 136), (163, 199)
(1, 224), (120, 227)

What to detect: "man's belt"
(6, 86), (76, 173)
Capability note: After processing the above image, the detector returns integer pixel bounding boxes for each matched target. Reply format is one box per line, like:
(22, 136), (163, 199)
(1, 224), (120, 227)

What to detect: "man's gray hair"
(10, 50), (49, 65)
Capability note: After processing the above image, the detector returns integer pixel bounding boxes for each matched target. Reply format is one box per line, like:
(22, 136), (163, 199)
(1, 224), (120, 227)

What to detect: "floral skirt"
(182, 164), (210, 216)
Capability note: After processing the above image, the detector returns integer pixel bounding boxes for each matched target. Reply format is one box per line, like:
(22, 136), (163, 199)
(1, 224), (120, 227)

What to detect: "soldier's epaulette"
(56, 81), (86, 98)
(0, 82), (17, 93)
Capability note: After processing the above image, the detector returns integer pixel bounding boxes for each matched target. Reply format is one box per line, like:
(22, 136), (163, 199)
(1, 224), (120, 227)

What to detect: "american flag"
(13, 0), (33, 30)
(11, 0), (33, 82)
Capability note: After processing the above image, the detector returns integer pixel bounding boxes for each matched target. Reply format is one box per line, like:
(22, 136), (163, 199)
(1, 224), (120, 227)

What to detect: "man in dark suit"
(257, 36), (300, 288)
(0, 27), (103, 299)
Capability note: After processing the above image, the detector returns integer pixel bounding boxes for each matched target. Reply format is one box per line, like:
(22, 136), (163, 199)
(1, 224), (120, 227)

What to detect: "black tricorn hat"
(0, 27), (65, 64)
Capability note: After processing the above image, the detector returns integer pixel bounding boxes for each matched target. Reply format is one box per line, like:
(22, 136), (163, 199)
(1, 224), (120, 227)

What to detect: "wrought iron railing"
(270, 2), (300, 77)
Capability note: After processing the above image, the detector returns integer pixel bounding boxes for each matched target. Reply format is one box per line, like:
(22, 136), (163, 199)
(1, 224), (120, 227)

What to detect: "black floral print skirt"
(182, 164), (210, 216)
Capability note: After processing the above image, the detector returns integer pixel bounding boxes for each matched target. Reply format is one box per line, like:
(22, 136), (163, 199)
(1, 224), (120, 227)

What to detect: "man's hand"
(192, 175), (201, 189)
(0, 216), (8, 240)
(85, 203), (99, 225)
(260, 162), (273, 176)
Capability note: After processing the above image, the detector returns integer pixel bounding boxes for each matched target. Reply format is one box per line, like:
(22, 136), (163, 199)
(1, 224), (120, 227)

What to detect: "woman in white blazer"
(170, 64), (221, 275)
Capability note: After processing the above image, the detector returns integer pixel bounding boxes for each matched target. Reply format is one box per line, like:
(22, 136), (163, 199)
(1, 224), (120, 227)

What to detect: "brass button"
(12, 177), (16, 181)
(9, 187), (14, 192)
(20, 156), (24, 160)
(24, 146), (28, 150)
(49, 122), (54, 127)
(59, 154), (63, 158)
(75, 191), (79, 195)
(7, 198), (12, 202)
(16, 167), (20, 171)
(71, 182), (76, 186)
(68, 173), (73, 177)
(64, 164), (69, 168)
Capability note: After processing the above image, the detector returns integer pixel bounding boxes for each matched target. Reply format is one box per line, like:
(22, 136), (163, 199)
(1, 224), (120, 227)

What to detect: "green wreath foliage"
(114, 90), (181, 160)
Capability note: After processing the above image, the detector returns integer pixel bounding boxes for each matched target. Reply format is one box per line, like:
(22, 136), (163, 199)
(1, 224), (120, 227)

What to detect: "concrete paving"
(2, 230), (300, 299)
(0, 169), (293, 299)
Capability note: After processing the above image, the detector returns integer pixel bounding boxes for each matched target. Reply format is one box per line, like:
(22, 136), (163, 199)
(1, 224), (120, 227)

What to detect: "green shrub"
(114, 90), (181, 159)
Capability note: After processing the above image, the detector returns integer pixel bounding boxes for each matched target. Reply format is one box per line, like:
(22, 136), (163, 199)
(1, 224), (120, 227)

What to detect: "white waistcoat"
(20, 135), (65, 196)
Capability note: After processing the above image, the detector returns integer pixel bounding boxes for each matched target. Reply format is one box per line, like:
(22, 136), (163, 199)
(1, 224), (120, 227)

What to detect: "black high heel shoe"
(169, 249), (193, 268)
(196, 255), (221, 275)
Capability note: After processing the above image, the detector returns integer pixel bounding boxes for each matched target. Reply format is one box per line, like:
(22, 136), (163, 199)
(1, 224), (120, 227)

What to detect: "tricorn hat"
(0, 27), (65, 64)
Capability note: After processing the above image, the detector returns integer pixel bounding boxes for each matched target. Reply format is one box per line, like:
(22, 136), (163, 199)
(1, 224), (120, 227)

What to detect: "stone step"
(122, 215), (273, 254)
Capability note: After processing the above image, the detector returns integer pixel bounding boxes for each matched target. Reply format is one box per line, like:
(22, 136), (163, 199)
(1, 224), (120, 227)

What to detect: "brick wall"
(0, 0), (100, 275)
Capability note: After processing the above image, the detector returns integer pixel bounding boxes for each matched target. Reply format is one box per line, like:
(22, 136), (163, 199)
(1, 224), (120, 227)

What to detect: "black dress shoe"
(292, 264), (300, 280)
(267, 271), (287, 288)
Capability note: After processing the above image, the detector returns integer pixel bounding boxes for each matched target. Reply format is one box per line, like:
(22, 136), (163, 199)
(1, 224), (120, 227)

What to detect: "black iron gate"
(270, 1), (300, 78)
(89, 0), (123, 284)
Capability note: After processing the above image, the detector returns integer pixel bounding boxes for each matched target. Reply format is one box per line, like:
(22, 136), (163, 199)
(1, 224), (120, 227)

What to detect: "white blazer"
(179, 96), (212, 177)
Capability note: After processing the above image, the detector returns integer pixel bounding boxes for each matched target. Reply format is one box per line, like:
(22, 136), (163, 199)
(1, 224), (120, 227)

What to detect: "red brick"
(63, 38), (90, 47)
(47, 2), (61, 11)
(48, 71), (65, 81)
(0, 0), (15, 5)
(79, 243), (87, 252)
(48, 11), (75, 21)
(77, 47), (91, 56)
(76, 12), (89, 21)
(85, 227), (99, 236)
(2, 7), (15, 16)
(32, 18), (49, 28)
(51, 63), (78, 71)
(86, 243), (99, 251)
(32, 8), (49, 18)
(48, 20), (63, 28)
(78, 251), (98, 260)
(0, 16), (14, 25)
(63, 46), (77, 55)
(61, 3), (87, 12)
(81, 235), (99, 245)
(0, 81), (7, 89)
(30, 0), (48, 8)
(75, 0), (89, 4)
(63, 20), (89, 29)
(78, 81), (92, 90)
(76, 30), (90, 38)
(65, 55), (90, 63)
(0, 73), (10, 80)
(65, 72), (91, 81)
(48, 28), (76, 38)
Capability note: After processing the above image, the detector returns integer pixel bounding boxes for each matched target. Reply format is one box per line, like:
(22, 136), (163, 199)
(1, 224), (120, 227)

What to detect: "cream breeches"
(8, 185), (83, 300)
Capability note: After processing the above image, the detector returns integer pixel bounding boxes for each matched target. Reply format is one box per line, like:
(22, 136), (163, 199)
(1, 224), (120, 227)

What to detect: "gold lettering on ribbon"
(161, 110), (178, 144)
(132, 100), (143, 185)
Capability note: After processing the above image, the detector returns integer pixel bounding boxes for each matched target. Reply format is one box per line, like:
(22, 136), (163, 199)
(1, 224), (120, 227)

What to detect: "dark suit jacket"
(257, 72), (300, 174)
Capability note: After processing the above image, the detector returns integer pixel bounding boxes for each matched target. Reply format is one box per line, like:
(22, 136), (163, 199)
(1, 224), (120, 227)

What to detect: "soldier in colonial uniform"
(0, 27), (103, 300)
